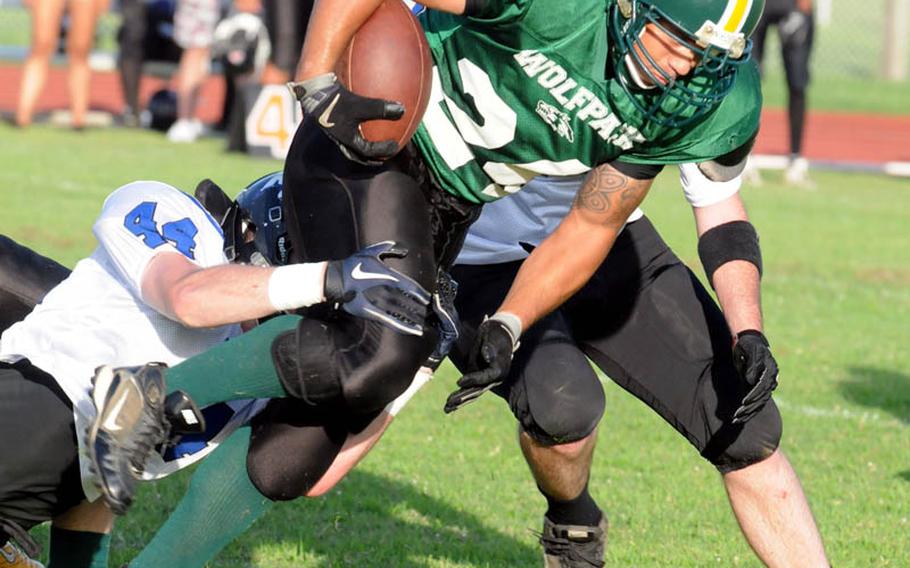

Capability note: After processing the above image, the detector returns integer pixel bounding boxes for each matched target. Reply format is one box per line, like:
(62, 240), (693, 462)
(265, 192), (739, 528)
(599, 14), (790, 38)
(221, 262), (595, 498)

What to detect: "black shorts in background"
(0, 360), (84, 534)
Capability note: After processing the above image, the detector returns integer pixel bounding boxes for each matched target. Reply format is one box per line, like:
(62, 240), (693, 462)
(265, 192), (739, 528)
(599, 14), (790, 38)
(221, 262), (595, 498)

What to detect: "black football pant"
(0, 237), (79, 548)
(0, 235), (70, 335)
(245, 119), (480, 499)
(450, 217), (783, 473)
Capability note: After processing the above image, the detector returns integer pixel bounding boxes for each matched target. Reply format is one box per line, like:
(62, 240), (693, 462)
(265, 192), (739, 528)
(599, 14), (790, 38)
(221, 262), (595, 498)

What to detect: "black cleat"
(87, 364), (169, 515)
(540, 514), (608, 568)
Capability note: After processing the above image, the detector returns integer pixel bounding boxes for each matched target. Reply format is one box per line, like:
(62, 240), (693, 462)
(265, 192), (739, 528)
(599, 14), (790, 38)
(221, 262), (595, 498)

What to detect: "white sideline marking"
(774, 398), (908, 429)
(752, 154), (910, 178)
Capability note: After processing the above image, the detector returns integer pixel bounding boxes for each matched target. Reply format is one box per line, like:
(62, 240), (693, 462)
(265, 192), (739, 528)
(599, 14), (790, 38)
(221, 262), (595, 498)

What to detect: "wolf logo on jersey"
(535, 101), (575, 143)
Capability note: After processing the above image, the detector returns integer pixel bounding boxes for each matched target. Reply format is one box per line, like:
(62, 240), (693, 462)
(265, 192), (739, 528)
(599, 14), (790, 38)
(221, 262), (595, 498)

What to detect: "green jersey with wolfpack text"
(411, 0), (761, 204)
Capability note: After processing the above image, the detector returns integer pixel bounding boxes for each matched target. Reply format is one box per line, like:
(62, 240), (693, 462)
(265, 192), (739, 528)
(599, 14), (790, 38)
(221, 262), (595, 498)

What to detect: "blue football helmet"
(230, 171), (289, 266)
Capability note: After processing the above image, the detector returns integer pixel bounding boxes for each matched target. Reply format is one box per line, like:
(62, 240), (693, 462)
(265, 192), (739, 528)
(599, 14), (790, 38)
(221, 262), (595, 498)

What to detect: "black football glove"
(444, 315), (518, 413)
(325, 241), (431, 336)
(731, 330), (780, 424)
(289, 72), (404, 165)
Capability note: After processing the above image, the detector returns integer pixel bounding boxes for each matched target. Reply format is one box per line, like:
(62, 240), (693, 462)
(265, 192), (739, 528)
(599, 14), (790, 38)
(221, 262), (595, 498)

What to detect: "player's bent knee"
(534, 432), (597, 459)
(340, 328), (432, 411)
(245, 403), (349, 501)
(527, 406), (601, 446)
(710, 401), (783, 474)
(520, 354), (604, 445)
(271, 317), (432, 413)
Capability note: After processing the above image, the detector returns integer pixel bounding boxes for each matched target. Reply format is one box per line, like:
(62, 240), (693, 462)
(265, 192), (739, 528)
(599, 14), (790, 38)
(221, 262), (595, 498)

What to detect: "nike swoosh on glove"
(325, 241), (431, 336)
(289, 73), (404, 165)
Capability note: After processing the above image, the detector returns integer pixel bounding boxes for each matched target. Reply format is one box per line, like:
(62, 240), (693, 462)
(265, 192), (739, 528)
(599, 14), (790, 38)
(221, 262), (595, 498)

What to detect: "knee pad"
(513, 338), (605, 446)
(521, 381), (604, 446)
(271, 315), (435, 414)
(706, 400), (783, 473)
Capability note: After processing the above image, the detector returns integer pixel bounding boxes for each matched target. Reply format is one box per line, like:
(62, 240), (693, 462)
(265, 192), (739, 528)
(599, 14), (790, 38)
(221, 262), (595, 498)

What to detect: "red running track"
(1, 63), (908, 165)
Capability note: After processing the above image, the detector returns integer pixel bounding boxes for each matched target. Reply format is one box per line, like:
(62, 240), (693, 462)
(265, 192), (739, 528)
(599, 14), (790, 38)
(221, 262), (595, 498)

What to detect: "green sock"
(47, 527), (111, 568)
(131, 426), (273, 568)
(166, 314), (300, 408)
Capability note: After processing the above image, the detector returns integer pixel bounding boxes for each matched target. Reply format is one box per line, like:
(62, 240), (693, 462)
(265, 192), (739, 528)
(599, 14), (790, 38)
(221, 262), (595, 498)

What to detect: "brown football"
(335, 0), (433, 150)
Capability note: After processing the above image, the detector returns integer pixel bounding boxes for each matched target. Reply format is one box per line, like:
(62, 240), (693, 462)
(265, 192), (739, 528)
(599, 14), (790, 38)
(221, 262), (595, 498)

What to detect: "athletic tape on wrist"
(268, 262), (327, 312)
(491, 311), (523, 350)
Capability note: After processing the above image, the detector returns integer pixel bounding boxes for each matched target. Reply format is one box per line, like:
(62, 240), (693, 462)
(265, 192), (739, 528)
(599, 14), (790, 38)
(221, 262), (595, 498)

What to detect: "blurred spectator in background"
(117, 0), (182, 127)
(258, 0), (312, 85)
(15, 0), (111, 129)
(210, 3), (268, 151)
(753, 0), (815, 187)
(165, 0), (220, 142)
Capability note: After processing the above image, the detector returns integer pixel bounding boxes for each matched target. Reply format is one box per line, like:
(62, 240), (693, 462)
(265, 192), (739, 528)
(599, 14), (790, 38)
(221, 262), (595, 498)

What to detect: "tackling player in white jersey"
(0, 174), (430, 568)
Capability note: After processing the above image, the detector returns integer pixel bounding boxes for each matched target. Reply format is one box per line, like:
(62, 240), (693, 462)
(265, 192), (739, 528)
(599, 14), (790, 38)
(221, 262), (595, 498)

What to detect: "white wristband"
(490, 311), (523, 349)
(267, 262), (328, 312)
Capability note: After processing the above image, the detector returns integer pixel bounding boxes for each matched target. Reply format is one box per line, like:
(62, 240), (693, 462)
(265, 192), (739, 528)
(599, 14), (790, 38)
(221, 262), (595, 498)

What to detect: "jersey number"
(124, 202), (199, 260)
(422, 60), (589, 198)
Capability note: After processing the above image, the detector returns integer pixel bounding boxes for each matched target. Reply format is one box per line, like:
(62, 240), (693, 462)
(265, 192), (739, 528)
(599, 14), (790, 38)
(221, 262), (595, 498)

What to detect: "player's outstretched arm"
(141, 242), (430, 334)
(501, 163), (653, 331)
(445, 163), (653, 412)
(693, 192), (762, 334)
(693, 192), (778, 423)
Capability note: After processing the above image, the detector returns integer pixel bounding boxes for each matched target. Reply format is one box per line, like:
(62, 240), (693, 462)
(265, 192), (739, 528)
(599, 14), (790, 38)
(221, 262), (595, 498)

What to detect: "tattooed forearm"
(572, 165), (650, 215)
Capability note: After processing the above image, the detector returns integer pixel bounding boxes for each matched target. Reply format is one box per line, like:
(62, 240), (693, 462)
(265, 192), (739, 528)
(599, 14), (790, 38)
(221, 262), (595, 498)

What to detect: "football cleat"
(0, 543), (44, 568)
(87, 364), (170, 515)
(540, 514), (608, 568)
(166, 118), (203, 143)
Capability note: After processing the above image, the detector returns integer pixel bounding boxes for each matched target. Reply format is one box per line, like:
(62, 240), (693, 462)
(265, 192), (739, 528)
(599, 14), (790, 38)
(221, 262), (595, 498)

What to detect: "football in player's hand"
(335, 0), (432, 150)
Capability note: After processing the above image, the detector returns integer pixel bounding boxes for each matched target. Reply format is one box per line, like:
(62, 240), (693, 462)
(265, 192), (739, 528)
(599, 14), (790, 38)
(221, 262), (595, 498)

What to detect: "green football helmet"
(609, 0), (765, 127)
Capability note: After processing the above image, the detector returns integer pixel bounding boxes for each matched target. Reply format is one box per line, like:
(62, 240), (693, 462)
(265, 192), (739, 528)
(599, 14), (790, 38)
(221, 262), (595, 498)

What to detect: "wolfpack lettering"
(514, 50), (644, 149)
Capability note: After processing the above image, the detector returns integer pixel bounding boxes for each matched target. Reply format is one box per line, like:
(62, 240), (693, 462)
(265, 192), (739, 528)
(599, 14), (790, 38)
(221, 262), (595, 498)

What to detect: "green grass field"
(1, 120), (908, 567)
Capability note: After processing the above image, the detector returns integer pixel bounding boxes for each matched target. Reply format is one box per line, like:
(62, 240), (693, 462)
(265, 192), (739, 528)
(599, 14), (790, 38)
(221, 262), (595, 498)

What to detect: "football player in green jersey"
(265, 0), (828, 565)
(250, 0), (771, 503)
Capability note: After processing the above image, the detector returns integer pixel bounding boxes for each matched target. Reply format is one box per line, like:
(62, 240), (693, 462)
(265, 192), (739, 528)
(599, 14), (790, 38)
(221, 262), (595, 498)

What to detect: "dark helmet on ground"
(145, 88), (178, 131)
(193, 172), (290, 266)
(609, 0), (765, 127)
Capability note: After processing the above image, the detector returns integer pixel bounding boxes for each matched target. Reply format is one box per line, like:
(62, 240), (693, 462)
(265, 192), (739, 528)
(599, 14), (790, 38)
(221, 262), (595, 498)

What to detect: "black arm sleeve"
(697, 220), (762, 289)
(610, 159), (664, 180)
